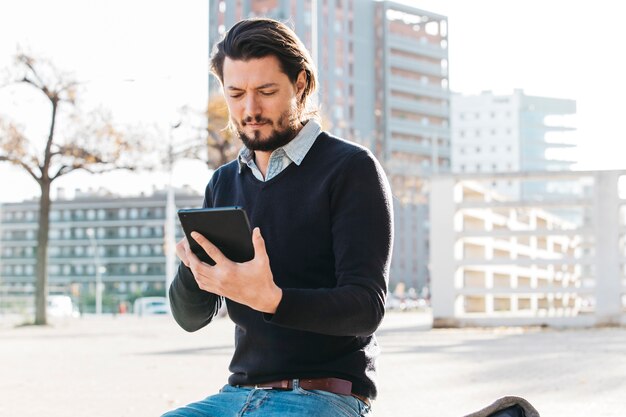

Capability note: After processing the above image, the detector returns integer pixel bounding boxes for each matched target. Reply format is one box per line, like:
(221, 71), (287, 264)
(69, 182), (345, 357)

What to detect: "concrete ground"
(0, 311), (624, 417)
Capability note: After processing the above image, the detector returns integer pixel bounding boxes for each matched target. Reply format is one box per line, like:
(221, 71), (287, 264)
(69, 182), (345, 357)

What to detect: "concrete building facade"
(0, 188), (203, 312)
(451, 89), (577, 199)
(429, 171), (626, 327)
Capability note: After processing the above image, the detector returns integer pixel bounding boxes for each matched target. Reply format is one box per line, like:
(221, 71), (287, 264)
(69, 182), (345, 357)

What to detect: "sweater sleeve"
(169, 262), (223, 332)
(266, 150), (393, 336)
(168, 174), (223, 332)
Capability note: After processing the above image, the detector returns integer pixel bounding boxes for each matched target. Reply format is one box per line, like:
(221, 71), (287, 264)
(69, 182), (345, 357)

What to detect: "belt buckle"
(254, 384), (273, 390)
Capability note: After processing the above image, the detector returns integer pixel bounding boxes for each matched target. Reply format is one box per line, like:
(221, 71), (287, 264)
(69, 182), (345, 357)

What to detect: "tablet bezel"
(177, 207), (254, 265)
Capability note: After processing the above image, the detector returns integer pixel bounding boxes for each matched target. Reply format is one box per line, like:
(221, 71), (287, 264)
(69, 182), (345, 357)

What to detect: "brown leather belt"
(239, 377), (370, 406)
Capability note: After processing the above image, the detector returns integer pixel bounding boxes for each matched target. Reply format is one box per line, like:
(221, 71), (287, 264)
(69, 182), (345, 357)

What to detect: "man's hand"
(175, 237), (193, 267)
(185, 227), (283, 314)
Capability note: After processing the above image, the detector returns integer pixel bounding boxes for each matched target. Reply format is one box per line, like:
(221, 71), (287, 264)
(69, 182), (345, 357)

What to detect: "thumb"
(252, 227), (267, 258)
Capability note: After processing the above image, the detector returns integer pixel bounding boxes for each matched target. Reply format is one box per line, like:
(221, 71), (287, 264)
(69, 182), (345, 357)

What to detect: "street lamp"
(165, 121), (181, 305)
(86, 228), (103, 315)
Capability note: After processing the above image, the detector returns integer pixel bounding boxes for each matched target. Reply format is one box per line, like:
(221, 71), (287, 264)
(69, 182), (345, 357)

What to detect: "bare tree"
(174, 95), (239, 169)
(0, 54), (146, 325)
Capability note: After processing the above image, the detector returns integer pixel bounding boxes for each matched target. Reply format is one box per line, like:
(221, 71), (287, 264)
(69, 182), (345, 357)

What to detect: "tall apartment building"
(209, 0), (450, 291)
(451, 89), (577, 199)
(0, 188), (203, 310)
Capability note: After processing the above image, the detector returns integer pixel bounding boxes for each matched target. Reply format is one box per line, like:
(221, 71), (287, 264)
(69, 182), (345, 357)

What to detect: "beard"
(236, 109), (299, 152)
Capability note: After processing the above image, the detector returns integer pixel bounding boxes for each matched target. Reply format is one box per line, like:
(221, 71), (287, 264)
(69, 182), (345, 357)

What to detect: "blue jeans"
(161, 382), (371, 417)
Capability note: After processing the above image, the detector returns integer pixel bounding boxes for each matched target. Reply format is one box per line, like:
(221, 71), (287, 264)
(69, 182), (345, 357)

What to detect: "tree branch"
(0, 155), (41, 184)
(17, 54), (47, 90)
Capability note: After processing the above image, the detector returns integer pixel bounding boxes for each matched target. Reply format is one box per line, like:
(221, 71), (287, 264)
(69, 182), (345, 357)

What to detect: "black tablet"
(177, 207), (254, 265)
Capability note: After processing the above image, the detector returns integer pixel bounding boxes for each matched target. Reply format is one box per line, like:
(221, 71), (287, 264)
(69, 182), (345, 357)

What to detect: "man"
(163, 18), (393, 417)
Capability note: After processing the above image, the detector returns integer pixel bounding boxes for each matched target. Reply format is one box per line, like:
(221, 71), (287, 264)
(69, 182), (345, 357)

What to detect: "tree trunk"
(34, 179), (51, 325)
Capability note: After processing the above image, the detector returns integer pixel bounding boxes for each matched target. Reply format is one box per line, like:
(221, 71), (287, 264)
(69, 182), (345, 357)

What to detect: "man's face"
(222, 55), (305, 152)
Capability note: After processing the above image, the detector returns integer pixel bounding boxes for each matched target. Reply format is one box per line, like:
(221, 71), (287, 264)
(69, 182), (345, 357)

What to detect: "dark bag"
(487, 404), (526, 417)
(464, 396), (539, 417)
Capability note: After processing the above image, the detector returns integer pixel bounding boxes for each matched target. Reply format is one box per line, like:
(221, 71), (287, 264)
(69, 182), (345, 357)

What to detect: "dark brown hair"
(210, 18), (318, 117)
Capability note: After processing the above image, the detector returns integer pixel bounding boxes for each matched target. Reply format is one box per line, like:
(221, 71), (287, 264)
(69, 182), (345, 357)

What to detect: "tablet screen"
(177, 207), (254, 265)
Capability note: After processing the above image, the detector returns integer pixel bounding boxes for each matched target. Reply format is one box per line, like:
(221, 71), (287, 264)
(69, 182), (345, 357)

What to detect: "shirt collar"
(237, 119), (322, 173)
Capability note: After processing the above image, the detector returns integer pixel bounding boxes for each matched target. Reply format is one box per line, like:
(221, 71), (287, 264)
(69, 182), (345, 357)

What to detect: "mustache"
(241, 115), (272, 126)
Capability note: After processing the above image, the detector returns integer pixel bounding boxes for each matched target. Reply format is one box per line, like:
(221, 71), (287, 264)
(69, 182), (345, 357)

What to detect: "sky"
(1, 0), (625, 203)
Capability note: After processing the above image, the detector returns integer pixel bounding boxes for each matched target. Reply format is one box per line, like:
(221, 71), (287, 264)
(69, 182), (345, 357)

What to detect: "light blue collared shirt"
(237, 119), (322, 181)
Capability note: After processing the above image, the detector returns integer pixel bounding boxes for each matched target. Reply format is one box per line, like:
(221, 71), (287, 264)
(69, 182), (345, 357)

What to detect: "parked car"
(48, 295), (80, 318)
(133, 297), (170, 316)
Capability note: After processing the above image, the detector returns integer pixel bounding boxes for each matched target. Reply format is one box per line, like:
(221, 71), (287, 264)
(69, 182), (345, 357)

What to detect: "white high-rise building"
(451, 89), (576, 199)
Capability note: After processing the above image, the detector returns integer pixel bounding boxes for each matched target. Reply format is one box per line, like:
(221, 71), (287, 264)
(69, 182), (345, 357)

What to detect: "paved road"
(0, 312), (624, 416)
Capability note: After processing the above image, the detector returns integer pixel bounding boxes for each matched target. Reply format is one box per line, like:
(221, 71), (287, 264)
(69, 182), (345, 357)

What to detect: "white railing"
(430, 170), (626, 327)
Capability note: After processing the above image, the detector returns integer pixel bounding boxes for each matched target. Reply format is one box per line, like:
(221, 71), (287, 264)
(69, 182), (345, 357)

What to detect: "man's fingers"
(190, 231), (228, 264)
(176, 237), (191, 266)
(252, 227), (268, 260)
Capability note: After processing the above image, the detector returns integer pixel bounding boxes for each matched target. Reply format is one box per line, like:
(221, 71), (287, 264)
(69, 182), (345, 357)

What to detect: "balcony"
(387, 34), (447, 59)
(389, 78), (449, 100)
(389, 96), (449, 118)
(388, 55), (447, 77)
(388, 117), (451, 140)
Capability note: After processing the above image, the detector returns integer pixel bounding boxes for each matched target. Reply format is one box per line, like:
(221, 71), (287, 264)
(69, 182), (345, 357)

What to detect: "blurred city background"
(1, 1), (626, 416)
(1, 0), (625, 327)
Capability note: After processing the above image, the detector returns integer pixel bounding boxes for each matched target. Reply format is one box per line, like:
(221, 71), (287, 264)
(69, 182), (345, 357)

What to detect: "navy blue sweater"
(169, 132), (393, 399)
